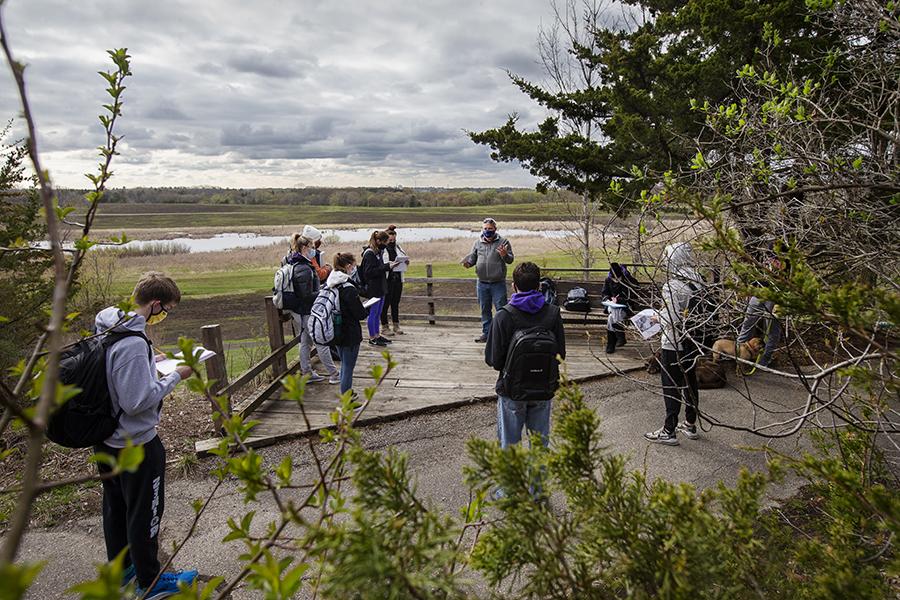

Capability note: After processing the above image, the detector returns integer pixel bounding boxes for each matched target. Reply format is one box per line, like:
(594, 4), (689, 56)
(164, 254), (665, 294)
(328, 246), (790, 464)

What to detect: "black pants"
(661, 348), (699, 434)
(95, 435), (166, 588)
(381, 275), (403, 325)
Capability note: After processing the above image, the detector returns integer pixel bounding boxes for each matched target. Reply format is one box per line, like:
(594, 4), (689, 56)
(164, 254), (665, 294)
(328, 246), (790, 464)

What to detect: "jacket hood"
(326, 269), (350, 288)
(95, 306), (145, 334)
(664, 242), (702, 283)
(285, 251), (312, 265)
(508, 289), (545, 314)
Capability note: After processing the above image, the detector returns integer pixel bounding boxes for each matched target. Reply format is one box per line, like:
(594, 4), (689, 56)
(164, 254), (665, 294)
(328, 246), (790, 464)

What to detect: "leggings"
(367, 297), (385, 337)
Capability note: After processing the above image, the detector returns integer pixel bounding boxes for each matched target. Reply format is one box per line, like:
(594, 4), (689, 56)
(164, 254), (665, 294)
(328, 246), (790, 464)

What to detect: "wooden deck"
(195, 323), (645, 454)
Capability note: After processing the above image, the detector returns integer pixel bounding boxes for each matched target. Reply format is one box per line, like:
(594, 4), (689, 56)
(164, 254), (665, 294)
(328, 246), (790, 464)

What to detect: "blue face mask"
(483, 229), (496, 239)
(307, 248), (316, 259)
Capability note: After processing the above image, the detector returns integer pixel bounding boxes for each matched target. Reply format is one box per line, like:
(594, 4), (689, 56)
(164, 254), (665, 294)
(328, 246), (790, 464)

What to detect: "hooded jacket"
(360, 245), (390, 298)
(485, 290), (566, 396)
(464, 235), (514, 283)
(94, 306), (183, 448)
(327, 269), (367, 346)
(283, 251), (320, 315)
(658, 243), (704, 352)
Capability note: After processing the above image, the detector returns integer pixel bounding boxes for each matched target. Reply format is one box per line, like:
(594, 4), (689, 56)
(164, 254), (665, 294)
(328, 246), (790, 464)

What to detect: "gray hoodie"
(95, 307), (182, 448)
(464, 235), (514, 283)
(658, 242), (704, 352)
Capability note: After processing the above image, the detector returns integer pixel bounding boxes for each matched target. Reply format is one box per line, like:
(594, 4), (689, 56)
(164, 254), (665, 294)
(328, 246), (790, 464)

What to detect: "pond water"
(106, 227), (572, 253)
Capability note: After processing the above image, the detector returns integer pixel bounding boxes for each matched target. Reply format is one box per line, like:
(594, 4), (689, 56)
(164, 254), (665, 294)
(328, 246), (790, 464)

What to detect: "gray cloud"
(0, 0), (604, 187)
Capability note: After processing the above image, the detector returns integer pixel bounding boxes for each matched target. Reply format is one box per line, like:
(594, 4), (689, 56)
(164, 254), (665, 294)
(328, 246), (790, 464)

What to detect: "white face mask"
(307, 248), (316, 259)
(349, 266), (358, 277)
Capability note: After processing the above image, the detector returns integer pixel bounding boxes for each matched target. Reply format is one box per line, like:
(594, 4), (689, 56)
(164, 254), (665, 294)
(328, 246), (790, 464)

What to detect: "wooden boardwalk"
(196, 323), (645, 453)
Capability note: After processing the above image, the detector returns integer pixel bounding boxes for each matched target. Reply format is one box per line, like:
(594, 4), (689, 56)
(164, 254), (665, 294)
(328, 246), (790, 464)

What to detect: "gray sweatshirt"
(657, 243), (704, 352)
(464, 235), (514, 283)
(95, 307), (182, 448)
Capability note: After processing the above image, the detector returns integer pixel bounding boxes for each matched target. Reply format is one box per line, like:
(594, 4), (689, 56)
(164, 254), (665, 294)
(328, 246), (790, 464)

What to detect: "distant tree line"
(56, 186), (574, 208)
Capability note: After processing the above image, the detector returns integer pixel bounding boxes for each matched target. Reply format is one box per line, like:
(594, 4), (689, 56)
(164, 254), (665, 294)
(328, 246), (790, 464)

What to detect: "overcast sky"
(0, 0), (588, 189)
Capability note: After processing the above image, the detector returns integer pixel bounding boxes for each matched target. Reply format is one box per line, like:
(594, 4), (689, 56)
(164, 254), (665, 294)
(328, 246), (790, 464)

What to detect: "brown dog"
(711, 337), (763, 363)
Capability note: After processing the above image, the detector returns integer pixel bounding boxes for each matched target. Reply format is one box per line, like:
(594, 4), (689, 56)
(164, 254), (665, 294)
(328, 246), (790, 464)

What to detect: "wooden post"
(265, 295), (288, 376)
(200, 324), (230, 431)
(426, 263), (435, 325)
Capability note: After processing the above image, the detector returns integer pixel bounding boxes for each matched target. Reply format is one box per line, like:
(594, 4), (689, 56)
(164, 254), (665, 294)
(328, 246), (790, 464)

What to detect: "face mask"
(349, 266), (358, 278)
(147, 303), (168, 326)
(483, 229), (496, 239)
(307, 248), (316, 259)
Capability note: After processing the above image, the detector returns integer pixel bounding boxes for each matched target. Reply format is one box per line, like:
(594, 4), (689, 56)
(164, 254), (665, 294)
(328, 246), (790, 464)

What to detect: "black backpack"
(539, 277), (558, 306)
(684, 282), (717, 354)
(47, 330), (150, 448)
(563, 287), (591, 312)
(500, 306), (561, 402)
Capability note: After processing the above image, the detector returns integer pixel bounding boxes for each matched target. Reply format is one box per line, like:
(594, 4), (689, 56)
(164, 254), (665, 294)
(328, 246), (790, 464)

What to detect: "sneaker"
(135, 570), (198, 599)
(369, 338), (388, 347)
(644, 427), (679, 446)
(328, 373), (341, 385)
(381, 326), (394, 336)
(305, 371), (325, 383)
(677, 421), (699, 440)
(474, 334), (488, 343)
(392, 323), (404, 335)
(120, 564), (136, 591)
(375, 335), (392, 344)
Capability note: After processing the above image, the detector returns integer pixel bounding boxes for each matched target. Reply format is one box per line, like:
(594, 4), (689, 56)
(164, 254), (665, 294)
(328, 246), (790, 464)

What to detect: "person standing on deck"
(462, 218), (515, 343)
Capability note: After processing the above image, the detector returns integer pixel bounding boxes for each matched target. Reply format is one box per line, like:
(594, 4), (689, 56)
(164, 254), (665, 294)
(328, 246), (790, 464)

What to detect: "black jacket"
(485, 303), (566, 396)
(600, 277), (635, 313)
(284, 253), (320, 316)
(360, 246), (390, 298)
(336, 282), (367, 347)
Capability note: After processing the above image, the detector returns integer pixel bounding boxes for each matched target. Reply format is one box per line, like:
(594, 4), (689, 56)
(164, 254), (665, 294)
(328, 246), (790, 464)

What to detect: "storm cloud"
(0, 0), (620, 188)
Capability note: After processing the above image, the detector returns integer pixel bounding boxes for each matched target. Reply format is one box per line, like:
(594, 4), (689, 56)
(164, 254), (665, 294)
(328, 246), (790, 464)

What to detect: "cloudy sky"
(0, 0), (588, 188)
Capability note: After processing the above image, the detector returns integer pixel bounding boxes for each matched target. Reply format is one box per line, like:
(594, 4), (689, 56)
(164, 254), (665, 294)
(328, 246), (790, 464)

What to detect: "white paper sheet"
(630, 308), (661, 340)
(362, 296), (382, 309)
(156, 347), (216, 376)
(602, 300), (627, 309)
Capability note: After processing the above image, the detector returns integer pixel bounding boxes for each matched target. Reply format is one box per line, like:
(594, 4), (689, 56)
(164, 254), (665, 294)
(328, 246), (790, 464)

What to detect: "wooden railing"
(398, 263), (652, 325)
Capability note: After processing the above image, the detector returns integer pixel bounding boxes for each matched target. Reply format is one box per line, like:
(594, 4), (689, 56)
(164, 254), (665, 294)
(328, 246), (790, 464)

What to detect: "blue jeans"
(497, 394), (551, 449)
(337, 344), (360, 395)
(477, 281), (508, 335)
(737, 297), (782, 366)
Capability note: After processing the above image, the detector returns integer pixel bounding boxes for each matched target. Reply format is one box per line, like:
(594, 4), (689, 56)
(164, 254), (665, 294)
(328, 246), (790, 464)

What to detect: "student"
(301, 224), (332, 283)
(284, 234), (340, 384)
(92, 272), (198, 597)
(485, 261), (566, 451)
(601, 262), (638, 354)
(644, 242), (702, 446)
(463, 217), (514, 343)
(328, 252), (368, 398)
(736, 255), (785, 367)
(380, 225), (410, 336)
(360, 230), (402, 347)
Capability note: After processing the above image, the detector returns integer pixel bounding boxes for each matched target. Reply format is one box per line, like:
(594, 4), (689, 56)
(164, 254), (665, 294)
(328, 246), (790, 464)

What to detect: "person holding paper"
(381, 225), (410, 336)
(600, 262), (638, 354)
(360, 230), (403, 346)
(462, 217), (515, 343)
(92, 272), (198, 597)
(644, 242), (704, 446)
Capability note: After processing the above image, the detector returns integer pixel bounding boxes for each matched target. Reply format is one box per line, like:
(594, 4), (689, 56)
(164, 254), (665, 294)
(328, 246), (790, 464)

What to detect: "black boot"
(605, 330), (617, 354)
(616, 330), (627, 347)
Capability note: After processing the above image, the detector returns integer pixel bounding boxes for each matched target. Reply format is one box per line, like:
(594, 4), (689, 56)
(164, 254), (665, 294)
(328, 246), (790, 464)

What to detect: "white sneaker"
(328, 373), (341, 385)
(677, 421), (699, 440)
(644, 427), (679, 446)
(305, 371), (325, 383)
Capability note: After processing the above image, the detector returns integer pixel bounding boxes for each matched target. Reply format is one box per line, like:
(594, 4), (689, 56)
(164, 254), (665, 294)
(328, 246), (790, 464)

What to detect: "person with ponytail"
(359, 230), (402, 346)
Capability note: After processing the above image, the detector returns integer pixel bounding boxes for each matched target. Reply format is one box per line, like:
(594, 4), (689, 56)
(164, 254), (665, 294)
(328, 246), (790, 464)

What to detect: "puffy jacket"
(284, 252), (320, 316)
(327, 270), (367, 347)
(464, 236), (514, 283)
